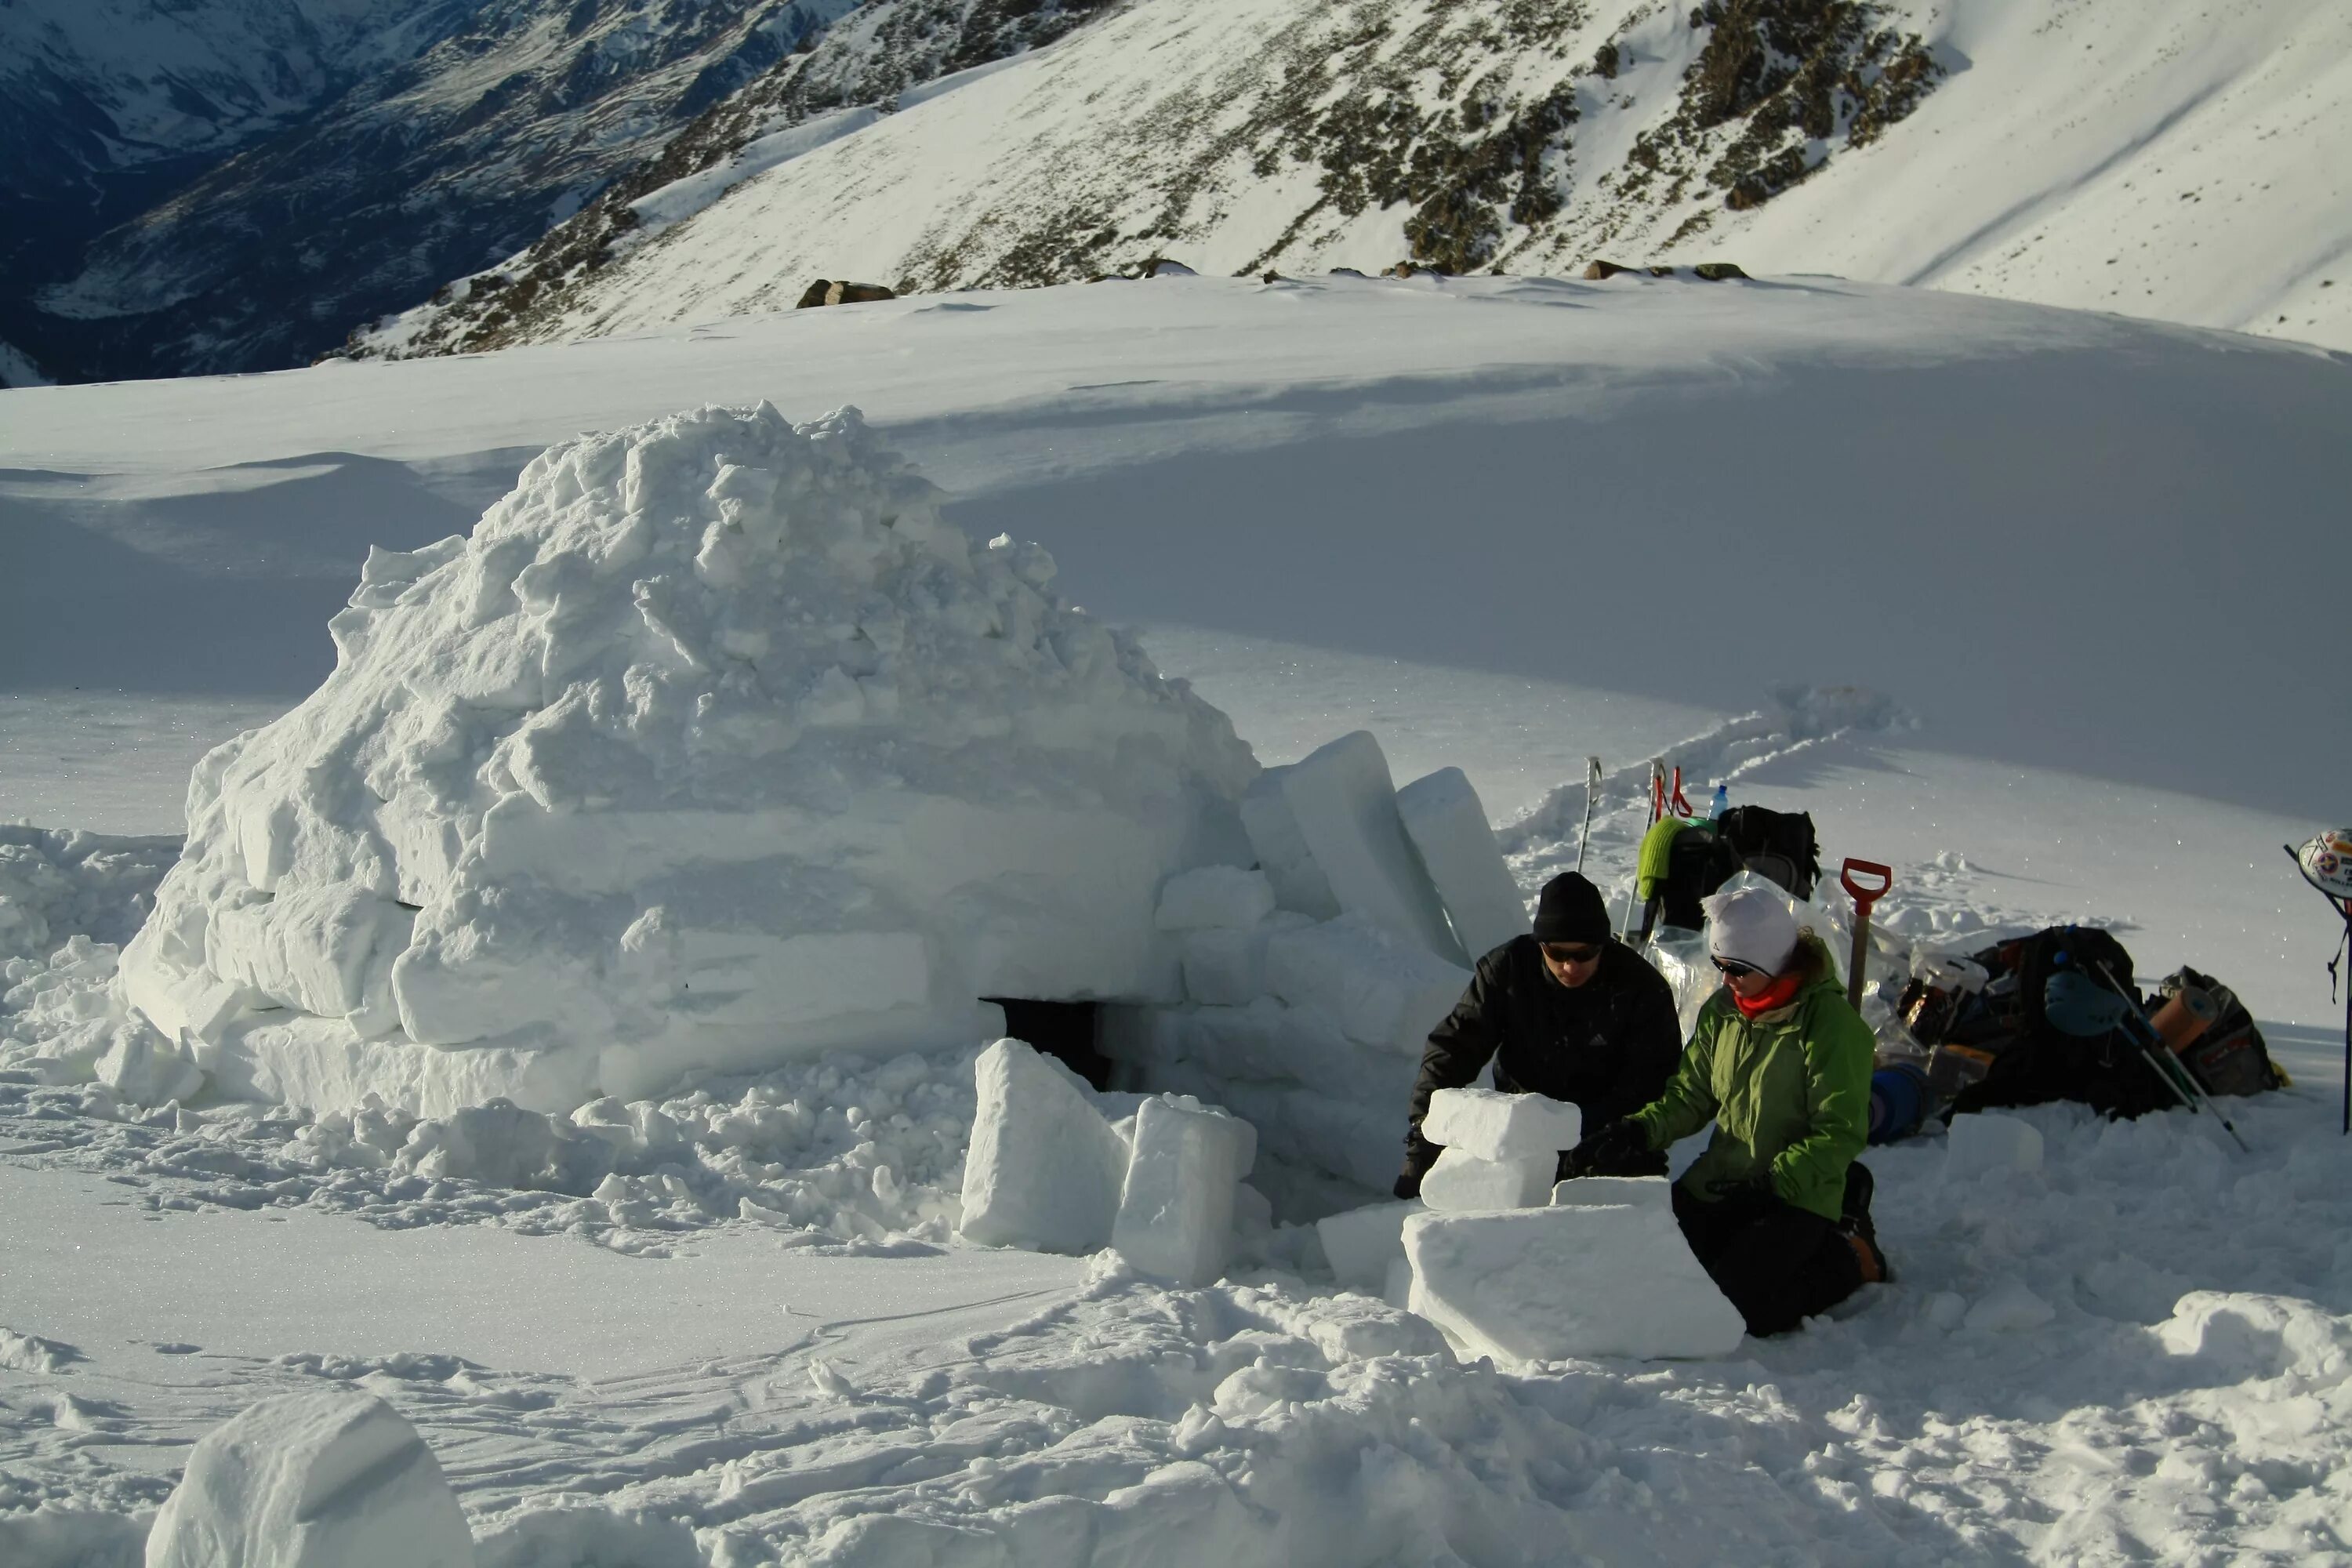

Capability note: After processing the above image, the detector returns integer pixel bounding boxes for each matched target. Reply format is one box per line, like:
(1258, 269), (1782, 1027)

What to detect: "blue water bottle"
(1709, 783), (1729, 819)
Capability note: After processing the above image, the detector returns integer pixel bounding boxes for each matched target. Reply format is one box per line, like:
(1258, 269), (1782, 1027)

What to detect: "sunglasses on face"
(1541, 942), (1603, 965)
(1711, 956), (1767, 979)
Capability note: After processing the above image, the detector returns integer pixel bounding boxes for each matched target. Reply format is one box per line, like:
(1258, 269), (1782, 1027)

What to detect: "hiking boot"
(1843, 1225), (1892, 1285)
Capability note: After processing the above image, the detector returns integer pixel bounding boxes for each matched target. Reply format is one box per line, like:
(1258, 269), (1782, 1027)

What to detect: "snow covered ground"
(2, 275), (2349, 1563)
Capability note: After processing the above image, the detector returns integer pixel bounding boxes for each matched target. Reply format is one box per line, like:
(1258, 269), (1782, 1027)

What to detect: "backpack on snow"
(1906, 925), (2180, 1120)
(1715, 805), (1822, 900)
(1642, 806), (1822, 934)
(2156, 966), (2287, 1099)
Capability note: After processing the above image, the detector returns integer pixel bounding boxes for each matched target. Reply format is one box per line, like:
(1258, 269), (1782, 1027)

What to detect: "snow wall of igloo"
(120, 404), (1260, 1115)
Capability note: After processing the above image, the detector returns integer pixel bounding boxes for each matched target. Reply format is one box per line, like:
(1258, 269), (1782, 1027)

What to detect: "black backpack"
(1715, 806), (1822, 899)
(1918, 925), (2178, 1120)
(1649, 824), (1743, 931)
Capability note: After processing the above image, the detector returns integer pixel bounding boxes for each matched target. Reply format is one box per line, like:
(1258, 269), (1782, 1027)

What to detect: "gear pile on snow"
(121, 404), (1258, 1114)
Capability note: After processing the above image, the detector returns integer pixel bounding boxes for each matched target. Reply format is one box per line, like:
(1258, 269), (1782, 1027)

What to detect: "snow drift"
(120, 403), (1258, 1114)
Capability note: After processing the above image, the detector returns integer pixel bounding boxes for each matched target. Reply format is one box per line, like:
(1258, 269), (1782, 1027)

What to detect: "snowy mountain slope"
(0, 0), (479, 384)
(365, 0), (2352, 358)
(2, 0), (855, 385)
(4, 274), (2345, 1022)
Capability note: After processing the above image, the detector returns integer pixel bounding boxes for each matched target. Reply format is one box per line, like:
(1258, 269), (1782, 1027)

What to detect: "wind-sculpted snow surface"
(119, 403), (1258, 1116)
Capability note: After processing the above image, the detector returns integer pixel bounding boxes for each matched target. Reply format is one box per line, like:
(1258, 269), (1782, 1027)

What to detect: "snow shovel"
(1839, 859), (1893, 1009)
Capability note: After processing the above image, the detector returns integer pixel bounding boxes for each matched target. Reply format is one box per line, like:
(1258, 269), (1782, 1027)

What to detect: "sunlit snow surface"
(2, 275), (2348, 1564)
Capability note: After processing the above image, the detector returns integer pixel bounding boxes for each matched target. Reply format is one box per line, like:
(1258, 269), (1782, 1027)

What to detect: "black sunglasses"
(1711, 956), (1766, 979)
(1541, 942), (1603, 964)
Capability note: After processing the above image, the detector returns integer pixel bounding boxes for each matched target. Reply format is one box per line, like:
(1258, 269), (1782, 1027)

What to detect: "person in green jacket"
(1567, 882), (1890, 1335)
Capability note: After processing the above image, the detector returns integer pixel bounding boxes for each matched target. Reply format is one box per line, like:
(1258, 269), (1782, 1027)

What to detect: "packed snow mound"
(120, 403), (1258, 1114)
(146, 1391), (474, 1568)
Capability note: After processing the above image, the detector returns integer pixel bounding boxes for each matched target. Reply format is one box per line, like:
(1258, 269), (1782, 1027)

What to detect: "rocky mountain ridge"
(2, 0), (854, 383)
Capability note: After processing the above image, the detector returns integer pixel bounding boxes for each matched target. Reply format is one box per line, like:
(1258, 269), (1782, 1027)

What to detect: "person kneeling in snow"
(1396, 872), (1683, 1199)
(1570, 883), (1890, 1336)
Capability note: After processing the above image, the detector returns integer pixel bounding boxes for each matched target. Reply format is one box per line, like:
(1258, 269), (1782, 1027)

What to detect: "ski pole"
(2282, 841), (2352, 1135)
(2092, 960), (2250, 1152)
(1574, 756), (1602, 873)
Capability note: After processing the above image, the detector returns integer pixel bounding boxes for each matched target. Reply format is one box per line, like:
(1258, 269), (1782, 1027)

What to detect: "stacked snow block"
(1403, 1199), (1744, 1364)
(1417, 1087), (1581, 1212)
(1396, 767), (1529, 963)
(1241, 731), (1465, 962)
(960, 1038), (1258, 1287)
(147, 1392), (476, 1568)
(1944, 1112), (2044, 1178)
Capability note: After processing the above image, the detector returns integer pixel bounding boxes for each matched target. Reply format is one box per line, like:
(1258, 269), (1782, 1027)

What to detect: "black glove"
(1566, 1119), (1652, 1179)
(1396, 1128), (1440, 1200)
(1392, 1170), (1422, 1201)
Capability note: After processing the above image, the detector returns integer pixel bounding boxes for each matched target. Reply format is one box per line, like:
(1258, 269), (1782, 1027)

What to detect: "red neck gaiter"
(1731, 971), (1805, 1018)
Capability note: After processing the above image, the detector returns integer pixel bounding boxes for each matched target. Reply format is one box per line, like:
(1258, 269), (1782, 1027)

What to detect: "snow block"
(1551, 1174), (1673, 1210)
(1944, 1112), (2044, 1179)
(1155, 866), (1276, 931)
(145, 1391), (475, 1568)
(1264, 916), (1469, 1055)
(1179, 912), (1311, 1006)
(1423, 1087), (1581, 1161)
(1243, 731), (1464, 962)
(1111, 1094), (1258, 1287)
(1316, 1199), (1424, 1293)
(1404, 1206), (1744, 1363)
(959, 1038), (1131, 1253)
(1395, 768), (1527, 961)
(1419, 1146), (1555, 1211)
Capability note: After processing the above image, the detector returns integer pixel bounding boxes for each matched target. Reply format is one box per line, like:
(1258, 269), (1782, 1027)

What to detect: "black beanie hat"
(1530, 872), (1611, 944)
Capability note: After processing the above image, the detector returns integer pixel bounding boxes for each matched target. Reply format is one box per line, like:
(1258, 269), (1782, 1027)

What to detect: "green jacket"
(1629, 944), (1873, 1221)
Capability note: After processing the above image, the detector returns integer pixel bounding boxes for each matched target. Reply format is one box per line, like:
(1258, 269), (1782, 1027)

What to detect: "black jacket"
(1405, 936), (1684, 1174)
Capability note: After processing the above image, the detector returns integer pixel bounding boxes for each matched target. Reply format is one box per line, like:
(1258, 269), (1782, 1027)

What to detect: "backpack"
(1647, 823), (1744, 932)
(2156, 967), (2286, 1098)
(1905, 925), (2178, 1120)
(1714, 805), (1822, 899)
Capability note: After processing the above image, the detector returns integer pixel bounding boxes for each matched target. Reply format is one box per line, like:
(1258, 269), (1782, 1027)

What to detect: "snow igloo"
(121, 405), (1259, 1115)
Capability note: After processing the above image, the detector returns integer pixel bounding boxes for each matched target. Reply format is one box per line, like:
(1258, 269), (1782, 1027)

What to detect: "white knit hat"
(1704, 883), (1799, 975)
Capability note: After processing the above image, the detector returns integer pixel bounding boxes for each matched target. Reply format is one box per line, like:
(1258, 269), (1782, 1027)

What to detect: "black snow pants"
(1671, 1178), (1866, 1338)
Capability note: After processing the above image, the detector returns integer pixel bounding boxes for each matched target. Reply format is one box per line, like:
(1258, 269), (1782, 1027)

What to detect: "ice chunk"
(959, 1038), (1131, 1253)
(1944, 1112), (2044, 1178)
(1316, 1199), (1425, 1292)
(1395, 768), (1527, 961)
(1418, 1146), (1555, 1211)
(1423, 1087), (1581, 1161)
(1404, 1206), (1744, 1363)
(145, 1391), (475, 1568)
(1155, 866), (1276, 931)
(1111, 1094), (1258, 1286)
(1242, 731), (1464, 961)
(1552, 1175), (1673, 1210)
(1264, 916), (1468, 1055)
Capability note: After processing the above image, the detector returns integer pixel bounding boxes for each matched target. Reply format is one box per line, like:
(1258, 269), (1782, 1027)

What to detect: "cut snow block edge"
(1110, 1094), (1257, 1287)
(1551, 1175), (1672, 1210)
(1155, 866), (1276, 931)
(1316, 1198), (1425, 1293)
(959, 1039), (1131, 1254)
(146, 1392), (475, 1568)
(1418, 1145), (1555, 1212)
(1396, 767), (1528, 963)
(1423, 1086), (1581, 1161)
(1403, 1206), (1745, 1364)
(1244, 731), (1465, 964)
(1944, 1112), (2045, 1178)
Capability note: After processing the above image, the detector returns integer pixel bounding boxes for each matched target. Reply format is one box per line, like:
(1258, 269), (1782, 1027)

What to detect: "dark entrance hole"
(985, 997), (1109, 1090)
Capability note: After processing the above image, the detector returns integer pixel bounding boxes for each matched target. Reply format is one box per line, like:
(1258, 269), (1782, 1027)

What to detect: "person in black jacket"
(1395, 871), (1684, 1199)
